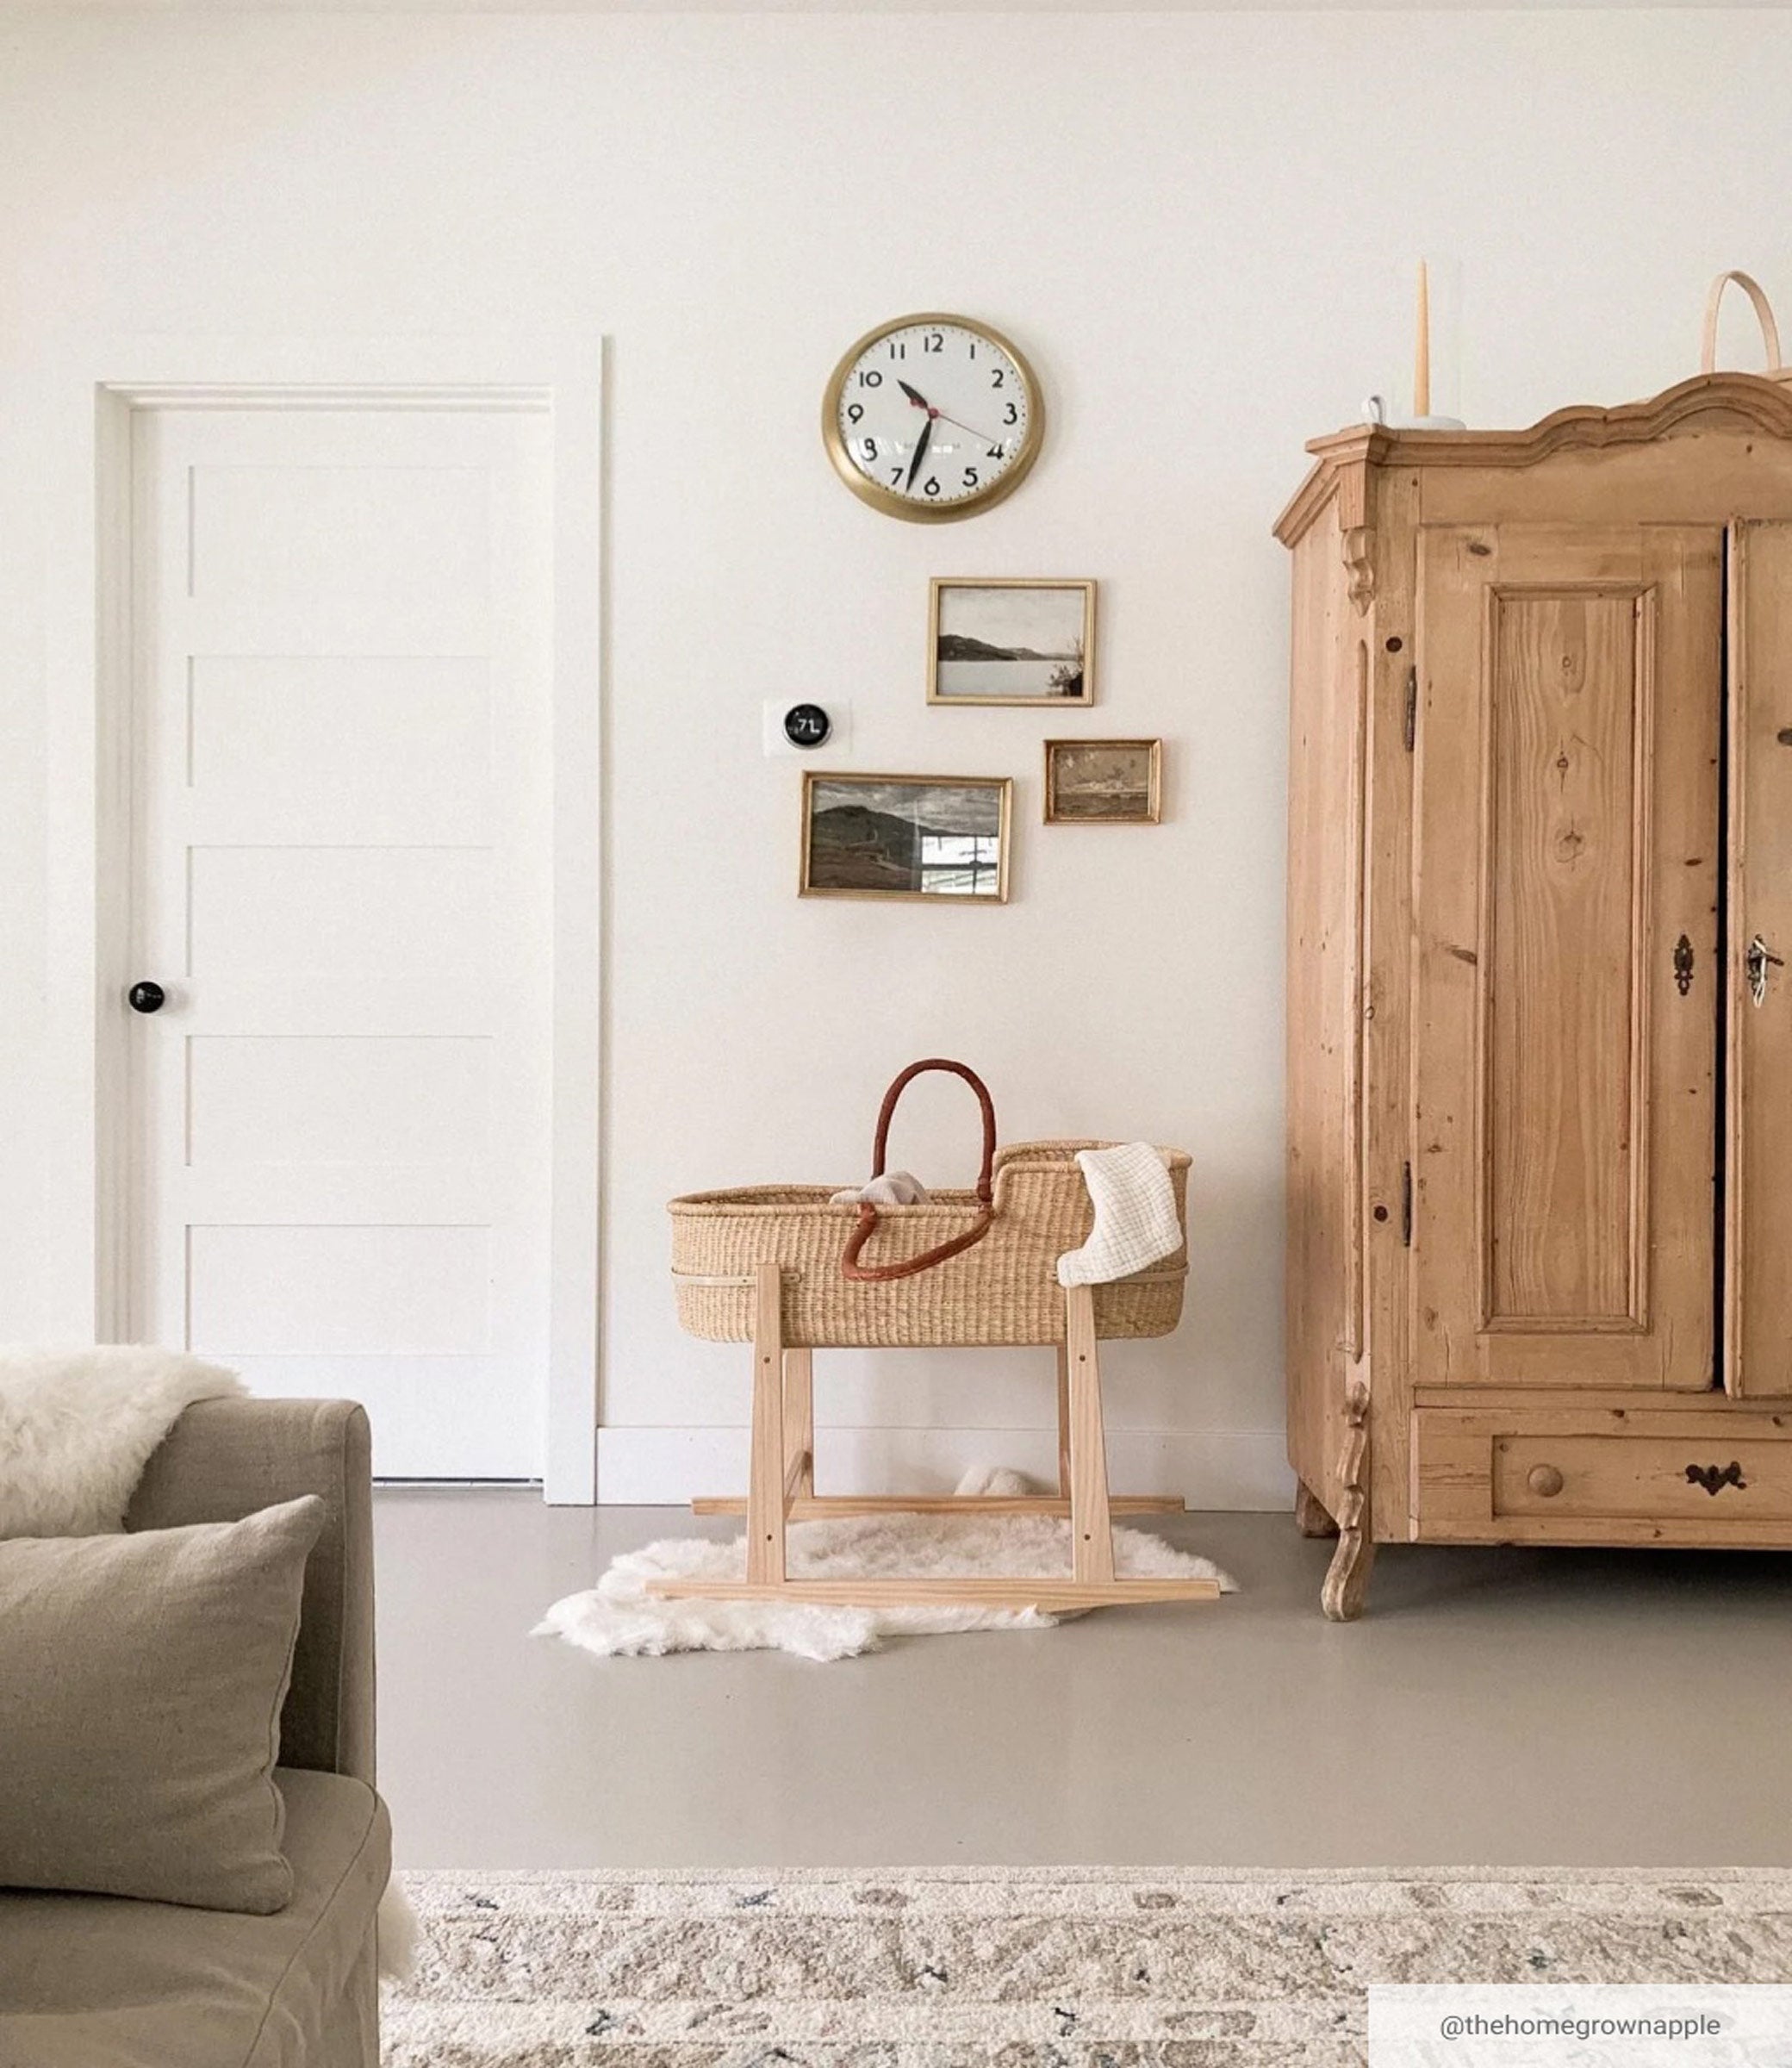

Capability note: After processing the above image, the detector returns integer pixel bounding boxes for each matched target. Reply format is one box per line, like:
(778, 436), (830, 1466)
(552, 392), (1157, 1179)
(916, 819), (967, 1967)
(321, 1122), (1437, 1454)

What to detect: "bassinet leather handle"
(1702, 271), (1784, 375)
(841, 1059), (997, 1283)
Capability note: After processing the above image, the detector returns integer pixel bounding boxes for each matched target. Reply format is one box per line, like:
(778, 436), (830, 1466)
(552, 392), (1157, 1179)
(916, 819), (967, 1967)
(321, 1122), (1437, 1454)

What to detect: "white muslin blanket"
(1055, 1142), (1183, 1287)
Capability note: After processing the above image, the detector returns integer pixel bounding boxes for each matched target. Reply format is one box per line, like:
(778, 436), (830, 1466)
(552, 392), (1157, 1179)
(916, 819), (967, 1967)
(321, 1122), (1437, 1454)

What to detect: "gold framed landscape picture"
(800, 772), (1011, 903)
(1043, 738), (1162, 825)
(927, 578), (1095, 707)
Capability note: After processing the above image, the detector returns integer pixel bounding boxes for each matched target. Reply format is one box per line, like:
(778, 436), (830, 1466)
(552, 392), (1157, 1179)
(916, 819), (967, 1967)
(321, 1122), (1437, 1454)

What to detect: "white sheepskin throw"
(536, 1468), (1235, 1664)
(0, 1344), (243, 1538)
(377, 1878), (423, 1983)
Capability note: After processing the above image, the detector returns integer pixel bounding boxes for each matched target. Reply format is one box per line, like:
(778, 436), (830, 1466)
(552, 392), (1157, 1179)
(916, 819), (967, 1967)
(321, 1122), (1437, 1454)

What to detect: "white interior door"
(127, 400), (557, 1478)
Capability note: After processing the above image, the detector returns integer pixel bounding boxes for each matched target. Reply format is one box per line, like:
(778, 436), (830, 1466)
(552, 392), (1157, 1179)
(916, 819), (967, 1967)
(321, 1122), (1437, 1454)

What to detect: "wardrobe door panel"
(1726, 520), (1792, 1396)
(1414, 525), (1720, 1391)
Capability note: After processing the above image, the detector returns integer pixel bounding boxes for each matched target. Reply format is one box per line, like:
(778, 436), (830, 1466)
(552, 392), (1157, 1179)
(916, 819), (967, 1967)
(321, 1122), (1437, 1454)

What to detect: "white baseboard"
(593, 1424), (1293, 1511)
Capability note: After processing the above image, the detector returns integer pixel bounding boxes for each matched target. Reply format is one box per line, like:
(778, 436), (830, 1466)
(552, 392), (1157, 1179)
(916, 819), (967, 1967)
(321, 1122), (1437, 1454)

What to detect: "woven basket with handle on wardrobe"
(669, 1059), (1190, 1349)
(1701, 270), (1792, 389)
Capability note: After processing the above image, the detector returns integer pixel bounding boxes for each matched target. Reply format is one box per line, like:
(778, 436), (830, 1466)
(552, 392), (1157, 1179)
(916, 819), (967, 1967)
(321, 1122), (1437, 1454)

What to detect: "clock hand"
(905, 414), (933, 492)
(894, 378), (961, 488)
(934, 411), (1002, 447)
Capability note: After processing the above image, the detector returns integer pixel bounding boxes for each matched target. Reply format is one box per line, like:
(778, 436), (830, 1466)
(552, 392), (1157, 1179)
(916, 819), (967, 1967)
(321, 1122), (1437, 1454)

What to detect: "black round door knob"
(128, 981), (166, 1014)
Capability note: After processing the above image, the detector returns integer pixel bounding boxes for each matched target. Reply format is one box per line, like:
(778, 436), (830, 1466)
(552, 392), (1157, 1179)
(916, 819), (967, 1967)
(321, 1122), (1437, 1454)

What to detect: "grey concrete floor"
(374, 1491), (1792, 1872)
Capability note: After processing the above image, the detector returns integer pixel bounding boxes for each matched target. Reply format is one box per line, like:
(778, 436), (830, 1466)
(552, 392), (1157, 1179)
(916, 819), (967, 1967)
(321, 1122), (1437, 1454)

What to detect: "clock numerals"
(826, 318), (1039, 517)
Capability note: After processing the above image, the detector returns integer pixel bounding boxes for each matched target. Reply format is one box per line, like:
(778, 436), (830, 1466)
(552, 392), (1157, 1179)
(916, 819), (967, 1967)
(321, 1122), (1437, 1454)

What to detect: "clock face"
(822, 315), (1042, 522)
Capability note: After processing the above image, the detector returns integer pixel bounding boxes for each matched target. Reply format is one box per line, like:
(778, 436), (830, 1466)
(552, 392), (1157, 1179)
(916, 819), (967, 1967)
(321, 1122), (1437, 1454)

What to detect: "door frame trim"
(44, 336), (605, 1502)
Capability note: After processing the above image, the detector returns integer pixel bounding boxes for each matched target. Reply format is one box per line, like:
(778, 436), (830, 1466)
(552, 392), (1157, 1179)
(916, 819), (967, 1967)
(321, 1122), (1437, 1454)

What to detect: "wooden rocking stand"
(645, 1261), (1223, 1612)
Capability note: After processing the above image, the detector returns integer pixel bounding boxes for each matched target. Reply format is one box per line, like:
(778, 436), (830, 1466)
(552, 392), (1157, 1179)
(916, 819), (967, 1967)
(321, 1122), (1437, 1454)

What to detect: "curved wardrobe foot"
(1319, 1375), (1372, 1621)
(1321, 1529), (1375, 1621)
(1294, 1479), (1339, 1538)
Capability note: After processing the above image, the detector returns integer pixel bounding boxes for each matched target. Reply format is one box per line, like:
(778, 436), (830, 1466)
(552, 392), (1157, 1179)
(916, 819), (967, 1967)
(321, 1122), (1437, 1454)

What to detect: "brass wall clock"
(822, 314), (1044, 522)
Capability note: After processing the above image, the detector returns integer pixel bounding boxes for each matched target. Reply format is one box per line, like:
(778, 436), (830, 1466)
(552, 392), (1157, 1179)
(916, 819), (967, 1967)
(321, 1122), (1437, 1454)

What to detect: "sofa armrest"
(127, 1397), (376, 1787)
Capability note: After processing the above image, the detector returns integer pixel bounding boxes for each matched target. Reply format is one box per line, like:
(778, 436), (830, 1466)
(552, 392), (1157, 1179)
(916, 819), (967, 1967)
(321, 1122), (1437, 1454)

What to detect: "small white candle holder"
(1361, 394), (1467, 431)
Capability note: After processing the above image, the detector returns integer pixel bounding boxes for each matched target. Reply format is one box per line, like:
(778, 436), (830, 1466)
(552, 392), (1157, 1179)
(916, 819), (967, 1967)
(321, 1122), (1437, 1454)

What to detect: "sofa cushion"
(0, 1768), (389, 2068)
(0, 1498), (322, 1910)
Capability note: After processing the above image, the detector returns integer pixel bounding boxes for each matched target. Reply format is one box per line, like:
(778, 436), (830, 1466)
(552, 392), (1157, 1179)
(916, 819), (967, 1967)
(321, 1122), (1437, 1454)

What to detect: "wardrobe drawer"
(1412, 1408), (1792, 1545)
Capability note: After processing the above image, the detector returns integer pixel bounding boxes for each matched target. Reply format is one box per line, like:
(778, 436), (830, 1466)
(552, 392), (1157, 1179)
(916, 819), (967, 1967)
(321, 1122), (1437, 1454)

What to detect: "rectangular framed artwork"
(800, 771), (1012, 902)
(1042, 738), (1162, 825)
(927, 578), (1096, 707)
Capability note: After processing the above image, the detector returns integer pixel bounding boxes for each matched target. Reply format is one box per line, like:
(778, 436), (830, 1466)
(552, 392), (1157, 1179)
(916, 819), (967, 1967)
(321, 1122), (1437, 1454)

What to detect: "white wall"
(3, 9), (1789, 1501)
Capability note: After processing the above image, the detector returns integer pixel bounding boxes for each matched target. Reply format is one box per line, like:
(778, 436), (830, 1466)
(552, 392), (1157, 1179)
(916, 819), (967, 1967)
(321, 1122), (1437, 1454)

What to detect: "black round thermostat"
(783, 702), (831, 750)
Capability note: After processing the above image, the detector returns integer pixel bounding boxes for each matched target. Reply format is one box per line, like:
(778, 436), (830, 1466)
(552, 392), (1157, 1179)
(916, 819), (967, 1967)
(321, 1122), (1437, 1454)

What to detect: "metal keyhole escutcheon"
(1684, 1461), (1746, 1497)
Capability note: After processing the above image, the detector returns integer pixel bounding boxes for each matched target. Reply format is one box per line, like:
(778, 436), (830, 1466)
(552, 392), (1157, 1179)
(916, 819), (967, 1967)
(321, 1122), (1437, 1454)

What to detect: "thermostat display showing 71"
(783, 703), (831, 749)
(821, 314), (1045, 524)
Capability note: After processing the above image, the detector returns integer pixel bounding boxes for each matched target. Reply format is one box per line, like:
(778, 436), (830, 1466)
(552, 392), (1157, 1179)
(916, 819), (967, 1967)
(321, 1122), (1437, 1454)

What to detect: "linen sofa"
(0, 1398), (389, 2068)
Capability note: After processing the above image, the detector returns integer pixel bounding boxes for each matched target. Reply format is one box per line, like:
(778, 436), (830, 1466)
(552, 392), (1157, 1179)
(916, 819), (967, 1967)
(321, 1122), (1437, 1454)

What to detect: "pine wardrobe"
(1278, 373), (1792, 1619)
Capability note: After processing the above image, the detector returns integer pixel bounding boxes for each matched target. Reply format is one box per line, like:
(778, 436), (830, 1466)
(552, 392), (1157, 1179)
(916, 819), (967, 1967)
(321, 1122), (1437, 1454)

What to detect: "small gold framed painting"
(800, 771), (1012, 902)
(1042, 738), (1162, 825)
(927, 578), (1095, 707)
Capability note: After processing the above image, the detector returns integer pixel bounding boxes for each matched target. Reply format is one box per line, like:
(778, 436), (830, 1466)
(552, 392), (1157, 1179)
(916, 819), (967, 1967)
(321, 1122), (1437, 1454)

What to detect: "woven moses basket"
(669, 1060), (1191, 1349)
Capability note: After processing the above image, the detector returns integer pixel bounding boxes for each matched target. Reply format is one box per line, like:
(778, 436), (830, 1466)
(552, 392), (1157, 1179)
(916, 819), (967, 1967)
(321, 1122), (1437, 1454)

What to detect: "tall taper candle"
(1415, 259), (1431, 419)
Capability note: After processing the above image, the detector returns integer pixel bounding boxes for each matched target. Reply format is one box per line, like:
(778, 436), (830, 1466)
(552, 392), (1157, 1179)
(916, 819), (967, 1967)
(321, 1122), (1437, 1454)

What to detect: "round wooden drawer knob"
(1527, 1463), (1565, 1498)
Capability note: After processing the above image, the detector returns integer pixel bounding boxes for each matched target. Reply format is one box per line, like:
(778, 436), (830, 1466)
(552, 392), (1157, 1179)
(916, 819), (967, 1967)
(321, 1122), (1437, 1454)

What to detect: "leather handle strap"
(868, 1058), (996, 1200)
(840, 1199), (994, 1283)
(840, 1058), (998, 1284)
(1702, 271), (1784, 375)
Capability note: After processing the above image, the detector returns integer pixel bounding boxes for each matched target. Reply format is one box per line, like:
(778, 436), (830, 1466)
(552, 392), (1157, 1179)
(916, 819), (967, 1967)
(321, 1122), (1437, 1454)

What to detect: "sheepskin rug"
(536, 1469), (1235, 1662)
(0, 1343), (242, 1537)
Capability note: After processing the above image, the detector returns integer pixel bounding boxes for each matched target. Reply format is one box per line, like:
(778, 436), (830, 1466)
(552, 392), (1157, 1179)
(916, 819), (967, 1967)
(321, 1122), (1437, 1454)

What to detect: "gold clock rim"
(820, 311), (1045, 525)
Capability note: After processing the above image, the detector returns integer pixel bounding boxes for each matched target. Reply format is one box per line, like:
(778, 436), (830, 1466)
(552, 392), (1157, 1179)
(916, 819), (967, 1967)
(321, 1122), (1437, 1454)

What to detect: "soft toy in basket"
(658, 1060), (1217, 1615)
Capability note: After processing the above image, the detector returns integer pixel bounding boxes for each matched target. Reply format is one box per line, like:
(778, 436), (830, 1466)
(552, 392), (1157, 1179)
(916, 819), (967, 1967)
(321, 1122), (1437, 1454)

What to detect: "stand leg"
(784, 1348), (814, 1497)
(1055, 1341), (1072, 1497)
(1321, 1376), (1373, 1622)
(746, 1264), (787, 1585)
(1064, 1285), (1114, 1584)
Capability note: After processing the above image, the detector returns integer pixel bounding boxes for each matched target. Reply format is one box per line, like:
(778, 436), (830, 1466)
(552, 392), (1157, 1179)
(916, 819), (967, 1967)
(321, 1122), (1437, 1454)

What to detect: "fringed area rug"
(382, 1866), (1792, 2066)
